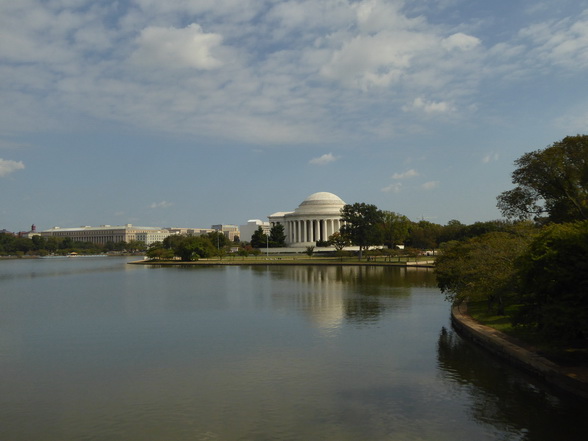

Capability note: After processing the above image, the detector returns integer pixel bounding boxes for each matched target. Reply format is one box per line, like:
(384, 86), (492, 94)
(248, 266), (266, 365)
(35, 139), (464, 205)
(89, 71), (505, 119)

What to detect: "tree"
(439, 219), (467, 243)
(379, 211), (410, 249)
(497, 135), (588, 223)
(269, 223), (286, 247)
(250, 226), (268, 249)
(146, 245), (174, 260)
(328, 232), (350, 251)
(436, 230), (533, 314)
(31, 235), (46, 250)
(207, 231), (230, 251)
(126, 240), (146, 253)
(514, 221), (588, 339)
(339, 203), (384, 259)
(171, 235), (216, 261)
(408, 220), (442, 249)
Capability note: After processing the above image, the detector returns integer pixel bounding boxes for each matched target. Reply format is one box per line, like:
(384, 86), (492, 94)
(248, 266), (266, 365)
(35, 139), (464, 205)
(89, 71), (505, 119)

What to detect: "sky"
(2, 0), (588, 232)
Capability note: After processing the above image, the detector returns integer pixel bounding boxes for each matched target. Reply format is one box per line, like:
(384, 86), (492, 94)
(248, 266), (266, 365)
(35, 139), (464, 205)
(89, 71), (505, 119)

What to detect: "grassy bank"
(466, 301), (588, 366)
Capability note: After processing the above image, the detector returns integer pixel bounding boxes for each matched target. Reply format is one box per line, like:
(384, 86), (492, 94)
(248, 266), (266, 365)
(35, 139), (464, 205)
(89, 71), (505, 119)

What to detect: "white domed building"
(269, 192), (346, 247)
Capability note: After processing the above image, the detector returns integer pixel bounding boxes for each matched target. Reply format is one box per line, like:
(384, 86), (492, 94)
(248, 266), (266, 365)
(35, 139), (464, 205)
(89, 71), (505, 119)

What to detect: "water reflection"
(2, 260), (587, 441)
(0, 256), (136, 281)
(437, 327), (588, 441)
(251, 265), (436, 331)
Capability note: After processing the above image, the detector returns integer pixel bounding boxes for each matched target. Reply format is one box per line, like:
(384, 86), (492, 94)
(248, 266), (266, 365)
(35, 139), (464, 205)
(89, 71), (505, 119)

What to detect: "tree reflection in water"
(252, 265), (436, 327)
(437, 327), (588, 441)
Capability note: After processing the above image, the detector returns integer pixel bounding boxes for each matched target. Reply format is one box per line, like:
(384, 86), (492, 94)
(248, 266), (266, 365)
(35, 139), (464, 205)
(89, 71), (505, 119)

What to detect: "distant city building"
(18, 224), (40, 239)
(134, 230), (172, 245)
(40, 224), (170, 246)
(239, 219), (270, 243)
(269, 192), (346, 247)
(211, 224), (240, 241)
(167, 228), (215, 236)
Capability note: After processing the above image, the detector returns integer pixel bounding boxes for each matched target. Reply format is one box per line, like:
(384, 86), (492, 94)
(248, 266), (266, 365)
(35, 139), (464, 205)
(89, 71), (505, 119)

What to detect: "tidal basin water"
(1, 257), (587, 441)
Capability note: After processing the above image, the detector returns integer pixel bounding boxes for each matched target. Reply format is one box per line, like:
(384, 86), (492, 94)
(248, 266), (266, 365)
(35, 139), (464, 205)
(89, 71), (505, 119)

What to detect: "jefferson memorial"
(269, 192), (346, 247)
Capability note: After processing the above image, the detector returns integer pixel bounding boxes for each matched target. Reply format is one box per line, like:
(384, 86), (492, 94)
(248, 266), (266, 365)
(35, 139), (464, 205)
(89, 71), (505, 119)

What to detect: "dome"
(293, 192), (346, 215)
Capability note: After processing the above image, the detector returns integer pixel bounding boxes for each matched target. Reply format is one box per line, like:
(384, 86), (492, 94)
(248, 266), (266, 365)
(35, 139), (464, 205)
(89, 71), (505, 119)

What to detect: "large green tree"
(408, 220), (443, 249)
(250, 226), (268, 249)
(436, 229), (534, 314)
(514, 221), (588, 339)
(207, 231), (230, 250)
(269, 223), (286, 247)
(160, 234), (216, 261)
(379, 211), (410, 249)
(497, 135), (588, 223)
(339, 203), (384, 259)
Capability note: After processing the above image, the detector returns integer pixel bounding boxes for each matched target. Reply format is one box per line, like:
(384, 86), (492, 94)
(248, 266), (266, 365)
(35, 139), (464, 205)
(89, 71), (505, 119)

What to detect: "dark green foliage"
(514, 221), (588, 339)
(339, 202), (384, 259)
(407, 220), (442, 249)
(269, 223), (286, 247)
(497, 135), (588, 223)
(207, 231), (230, 249)
(435, 229), (534, 314)
(250, 226), (268, 249)
(328, 232), (350, 251)
(174, 235), (216, 261)
(379, 211), (410, 248)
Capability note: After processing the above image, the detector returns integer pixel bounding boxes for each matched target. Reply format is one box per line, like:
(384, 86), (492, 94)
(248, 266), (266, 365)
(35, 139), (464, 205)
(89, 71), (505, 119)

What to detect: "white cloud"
(381, 182), (403, 193)
(404, 97), (455, 114)
(441, 33), (481, 51)
(483, 153), (500, 163)
(149, 201), (173, 209)
(309, 153), (338, 165)
(132, 24), (224, 70)
(421, 181), (440, 190)
(0, 158), (25, 177)
(392, 169), (419, 179)
(518, 11), (588, 70)
(0, 0), (587, 146)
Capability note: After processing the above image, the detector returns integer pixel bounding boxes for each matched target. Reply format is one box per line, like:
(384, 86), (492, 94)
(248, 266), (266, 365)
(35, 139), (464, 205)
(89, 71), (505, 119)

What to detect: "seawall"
(451, 303), (588, 400)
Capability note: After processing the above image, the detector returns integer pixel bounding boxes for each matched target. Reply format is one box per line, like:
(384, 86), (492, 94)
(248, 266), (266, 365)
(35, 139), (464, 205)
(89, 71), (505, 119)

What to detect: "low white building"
(268, 192), (346, 247)
(239, 219), (270, 243)
(134, 230), (172, 245)
(40, 224), (171, 246)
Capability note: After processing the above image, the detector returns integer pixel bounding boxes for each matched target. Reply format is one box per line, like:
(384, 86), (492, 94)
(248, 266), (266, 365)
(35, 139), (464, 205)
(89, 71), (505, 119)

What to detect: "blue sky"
(2, 0), (588, 232)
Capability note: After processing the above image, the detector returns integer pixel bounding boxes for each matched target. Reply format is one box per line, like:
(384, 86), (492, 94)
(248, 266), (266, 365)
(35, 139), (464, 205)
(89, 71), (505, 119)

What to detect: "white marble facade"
(269, 192), (346, 247)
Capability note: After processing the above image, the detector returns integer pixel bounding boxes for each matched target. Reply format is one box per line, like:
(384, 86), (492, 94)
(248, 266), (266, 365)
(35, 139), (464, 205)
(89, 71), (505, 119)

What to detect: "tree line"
(436, 135), (588, 342)
(141, 206), (530, 263)
(0, 234), (147, 256)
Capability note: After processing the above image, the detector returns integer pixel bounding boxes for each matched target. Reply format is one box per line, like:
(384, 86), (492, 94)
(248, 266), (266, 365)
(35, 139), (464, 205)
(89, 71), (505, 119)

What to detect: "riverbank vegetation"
(0, 234), (147, 257)
(436, 135), (588, 357)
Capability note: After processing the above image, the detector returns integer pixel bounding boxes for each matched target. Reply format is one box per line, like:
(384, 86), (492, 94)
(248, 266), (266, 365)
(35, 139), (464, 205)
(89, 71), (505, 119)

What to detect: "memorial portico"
(269, 192), (346, 247)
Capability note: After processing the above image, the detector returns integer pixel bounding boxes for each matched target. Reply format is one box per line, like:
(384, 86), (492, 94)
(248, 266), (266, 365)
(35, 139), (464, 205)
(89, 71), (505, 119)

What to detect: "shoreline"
(128, 259), (436, 268)
(451, 303), (588, 400)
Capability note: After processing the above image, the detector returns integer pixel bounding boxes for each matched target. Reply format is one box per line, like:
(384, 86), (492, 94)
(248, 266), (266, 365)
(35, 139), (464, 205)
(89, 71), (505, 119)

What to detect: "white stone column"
(317, 219), (322, 242)
(300, 220), (305, 243)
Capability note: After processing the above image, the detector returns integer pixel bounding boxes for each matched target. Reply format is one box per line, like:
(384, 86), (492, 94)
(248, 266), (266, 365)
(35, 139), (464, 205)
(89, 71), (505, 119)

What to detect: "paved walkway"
(451, 303), (588, 400)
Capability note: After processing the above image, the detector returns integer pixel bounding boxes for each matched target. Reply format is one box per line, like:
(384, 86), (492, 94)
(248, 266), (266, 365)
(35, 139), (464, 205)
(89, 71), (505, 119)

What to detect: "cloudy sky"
(2, 0), (588, 232)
